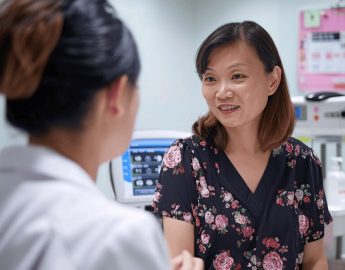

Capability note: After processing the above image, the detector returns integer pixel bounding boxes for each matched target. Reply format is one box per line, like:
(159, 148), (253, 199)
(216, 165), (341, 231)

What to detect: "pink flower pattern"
(263, 251), (283, 270)
(298, 214), (309, 235)
(263, 238), (280, 249)
(163, 145), (181, 168)
(215, 215), (228, 232)
(221, 188), (255, 245)
(197, 230), (212, 253)
(213, 251), (235, 270)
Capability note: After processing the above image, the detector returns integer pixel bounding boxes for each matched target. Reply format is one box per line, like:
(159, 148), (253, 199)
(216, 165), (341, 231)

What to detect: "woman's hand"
(171, 250), (204, 270)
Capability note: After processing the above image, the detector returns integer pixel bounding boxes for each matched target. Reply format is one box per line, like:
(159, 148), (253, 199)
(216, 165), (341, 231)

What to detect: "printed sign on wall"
(299, 8), (345, 92)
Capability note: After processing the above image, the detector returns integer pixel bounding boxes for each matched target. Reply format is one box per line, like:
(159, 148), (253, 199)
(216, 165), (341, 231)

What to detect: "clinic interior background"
(0, 0), (344, 263)
(2, 0), (343, 183)
(0, 0), (335, 150)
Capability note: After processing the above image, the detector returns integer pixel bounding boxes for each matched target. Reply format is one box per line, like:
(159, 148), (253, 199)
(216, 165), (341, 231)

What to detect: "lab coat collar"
(0, 145), (96, 189)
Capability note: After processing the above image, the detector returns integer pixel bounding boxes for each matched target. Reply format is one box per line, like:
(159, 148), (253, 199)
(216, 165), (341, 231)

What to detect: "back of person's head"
(0, 0), (140, 134)
(193, 21), (294, 151)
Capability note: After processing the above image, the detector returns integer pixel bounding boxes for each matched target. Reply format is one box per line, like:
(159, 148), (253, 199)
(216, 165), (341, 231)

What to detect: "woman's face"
(201, 41), (278, 133)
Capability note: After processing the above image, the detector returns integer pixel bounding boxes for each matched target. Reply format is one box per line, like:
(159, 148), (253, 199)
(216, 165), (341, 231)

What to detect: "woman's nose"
(216, 83), (234, 99)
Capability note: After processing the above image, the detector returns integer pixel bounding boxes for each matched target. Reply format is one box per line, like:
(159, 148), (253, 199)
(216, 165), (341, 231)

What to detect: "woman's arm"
(163, 217), (195, 258)
(303, 238), (328, 270)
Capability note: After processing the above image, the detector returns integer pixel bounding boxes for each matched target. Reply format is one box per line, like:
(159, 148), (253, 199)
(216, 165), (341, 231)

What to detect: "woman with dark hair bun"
(153, 21), (332, 269)
(0, 0), (203, 269)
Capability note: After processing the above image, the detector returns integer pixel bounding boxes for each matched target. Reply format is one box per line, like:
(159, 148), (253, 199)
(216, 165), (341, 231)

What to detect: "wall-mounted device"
(292, 93), (345, 136)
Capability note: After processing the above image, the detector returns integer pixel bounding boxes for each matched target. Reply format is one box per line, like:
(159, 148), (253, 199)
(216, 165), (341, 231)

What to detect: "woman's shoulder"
(271, 137), (321, 171)
(170, 134), (211, 150)
(286, 137), (311, 149)
(166, 135), (216, 165)
(273, 137), (316, 159)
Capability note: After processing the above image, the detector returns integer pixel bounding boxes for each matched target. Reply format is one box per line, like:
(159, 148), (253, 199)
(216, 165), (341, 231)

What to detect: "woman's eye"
(204, 76), (216, 82)
(232, 73), (245, 80)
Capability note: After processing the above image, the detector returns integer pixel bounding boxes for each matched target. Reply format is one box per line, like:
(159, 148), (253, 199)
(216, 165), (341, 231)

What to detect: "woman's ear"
(268, 66), (281, 96)
(107, 75), (129, 117)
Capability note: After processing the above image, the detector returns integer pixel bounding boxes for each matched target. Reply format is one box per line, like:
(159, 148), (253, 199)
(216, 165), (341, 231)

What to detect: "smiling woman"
(200, 41), (282, 143)
(153, 21), (332, 270)
(194, 21), (294, 152)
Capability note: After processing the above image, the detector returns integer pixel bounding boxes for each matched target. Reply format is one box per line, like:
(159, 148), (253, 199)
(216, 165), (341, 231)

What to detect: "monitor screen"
(122, 138), (174, 196)
(108, 130), (190, 207)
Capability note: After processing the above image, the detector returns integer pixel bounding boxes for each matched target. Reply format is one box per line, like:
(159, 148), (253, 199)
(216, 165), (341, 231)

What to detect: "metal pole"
(335, 140), (343, 260)
(321, 143), (326, 180)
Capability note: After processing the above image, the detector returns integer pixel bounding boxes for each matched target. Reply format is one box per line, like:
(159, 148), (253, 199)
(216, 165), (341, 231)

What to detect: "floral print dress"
(152, 136), (332, 270)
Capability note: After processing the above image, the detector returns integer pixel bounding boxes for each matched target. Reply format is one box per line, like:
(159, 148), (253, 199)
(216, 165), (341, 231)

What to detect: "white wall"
(112, 0), (206, 134)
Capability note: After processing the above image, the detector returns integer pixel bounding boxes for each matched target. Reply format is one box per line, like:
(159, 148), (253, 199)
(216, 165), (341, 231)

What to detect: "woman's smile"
(217, 104), (240, 114)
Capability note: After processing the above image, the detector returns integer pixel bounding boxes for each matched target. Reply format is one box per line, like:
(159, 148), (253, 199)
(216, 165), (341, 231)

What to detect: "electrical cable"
(109, 161), (117, 200)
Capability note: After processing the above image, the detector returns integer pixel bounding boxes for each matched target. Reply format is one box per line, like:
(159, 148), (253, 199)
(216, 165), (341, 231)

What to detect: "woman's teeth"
(219, 105), (239, 111)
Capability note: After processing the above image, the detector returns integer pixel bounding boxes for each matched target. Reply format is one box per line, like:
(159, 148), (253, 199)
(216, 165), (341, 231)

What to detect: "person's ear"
(268, 66), (281, 96)
(107, 75), (129, 117)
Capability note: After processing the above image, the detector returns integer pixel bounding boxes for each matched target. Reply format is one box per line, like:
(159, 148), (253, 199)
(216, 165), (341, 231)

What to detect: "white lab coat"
(0, 145), (170, 270)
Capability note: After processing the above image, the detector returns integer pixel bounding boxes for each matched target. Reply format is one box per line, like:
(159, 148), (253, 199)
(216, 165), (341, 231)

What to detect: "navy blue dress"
(153, 136), (332, 270)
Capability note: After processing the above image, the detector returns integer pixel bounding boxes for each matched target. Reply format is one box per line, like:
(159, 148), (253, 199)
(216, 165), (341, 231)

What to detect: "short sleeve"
(299, 149), (332, 244)
(152, 139), (198, 225)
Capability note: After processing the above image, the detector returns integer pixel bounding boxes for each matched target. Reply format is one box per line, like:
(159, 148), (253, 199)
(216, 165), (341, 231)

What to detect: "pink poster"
(298, 8), (345, 92)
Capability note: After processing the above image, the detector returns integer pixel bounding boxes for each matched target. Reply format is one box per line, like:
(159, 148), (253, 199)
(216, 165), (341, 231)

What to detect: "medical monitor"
(110, 130), (190, 207)
(292, 95), (345, 136)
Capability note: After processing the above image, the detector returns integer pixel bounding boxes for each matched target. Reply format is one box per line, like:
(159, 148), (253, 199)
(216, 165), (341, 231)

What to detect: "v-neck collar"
(219, 150), (273, 195)
(216, 148), (286, 221)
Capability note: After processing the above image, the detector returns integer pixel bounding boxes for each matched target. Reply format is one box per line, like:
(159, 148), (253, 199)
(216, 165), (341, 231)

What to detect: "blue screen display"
(294, 105), (307, 120)
(122, 138), (176, 196)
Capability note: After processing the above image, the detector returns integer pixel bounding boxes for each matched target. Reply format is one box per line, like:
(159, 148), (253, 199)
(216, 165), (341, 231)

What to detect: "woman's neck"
(225, 126), (263, 155)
